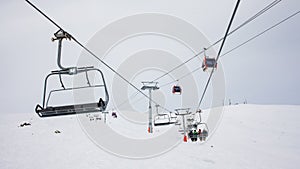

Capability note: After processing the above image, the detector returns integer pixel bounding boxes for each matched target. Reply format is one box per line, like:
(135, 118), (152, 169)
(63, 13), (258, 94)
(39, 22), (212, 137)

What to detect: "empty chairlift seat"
(154, 114), (171, 126)
(35, 29), (109, 118)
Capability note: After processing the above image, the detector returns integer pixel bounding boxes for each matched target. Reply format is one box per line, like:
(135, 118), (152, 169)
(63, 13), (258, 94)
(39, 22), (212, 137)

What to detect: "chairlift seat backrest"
(154, 114), (171, 126)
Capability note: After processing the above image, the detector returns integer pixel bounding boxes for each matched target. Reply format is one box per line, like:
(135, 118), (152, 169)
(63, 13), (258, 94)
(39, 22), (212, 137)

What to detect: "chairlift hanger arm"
(52, 29), (73, 70)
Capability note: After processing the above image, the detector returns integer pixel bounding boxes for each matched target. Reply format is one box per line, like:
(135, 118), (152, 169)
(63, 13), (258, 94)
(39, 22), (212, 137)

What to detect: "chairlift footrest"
(154, 122), (172, 126)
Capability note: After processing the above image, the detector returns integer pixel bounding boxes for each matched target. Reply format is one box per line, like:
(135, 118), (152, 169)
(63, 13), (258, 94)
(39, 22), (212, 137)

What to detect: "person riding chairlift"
(188, 130), (193, 141)
(193, 130), (198, 142)
(198, 129), (202, 141)
(189, 130), (198, 142)
(202, 129), (208, 141)
(98, 98), (105, 108)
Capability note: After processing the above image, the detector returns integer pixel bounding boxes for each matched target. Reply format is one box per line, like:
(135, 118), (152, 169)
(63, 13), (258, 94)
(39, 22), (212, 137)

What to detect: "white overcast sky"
(0, 0), (299, 114)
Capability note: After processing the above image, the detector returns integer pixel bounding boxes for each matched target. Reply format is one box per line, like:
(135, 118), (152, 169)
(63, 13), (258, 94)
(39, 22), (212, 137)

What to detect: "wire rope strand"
(151, 0), (281, 83)
(196, 0), (241, 110)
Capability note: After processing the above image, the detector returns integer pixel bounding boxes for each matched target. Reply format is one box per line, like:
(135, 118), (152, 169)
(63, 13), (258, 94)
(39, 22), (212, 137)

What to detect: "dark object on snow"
(54, 130), (61, 134)
(112, 112), (117, 118)
(19, 122), (31, 127)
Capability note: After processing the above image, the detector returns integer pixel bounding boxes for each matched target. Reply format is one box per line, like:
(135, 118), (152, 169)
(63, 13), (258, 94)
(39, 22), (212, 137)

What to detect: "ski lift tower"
(141, 81), (159, 133)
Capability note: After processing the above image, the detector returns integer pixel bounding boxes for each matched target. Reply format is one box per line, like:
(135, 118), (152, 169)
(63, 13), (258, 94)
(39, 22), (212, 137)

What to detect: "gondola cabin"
(172, 85), (182, 95)
(202, 57), (217, 71)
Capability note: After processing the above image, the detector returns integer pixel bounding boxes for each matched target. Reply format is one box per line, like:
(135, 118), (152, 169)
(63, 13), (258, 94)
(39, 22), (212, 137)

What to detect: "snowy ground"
(0, 104), (299, 169)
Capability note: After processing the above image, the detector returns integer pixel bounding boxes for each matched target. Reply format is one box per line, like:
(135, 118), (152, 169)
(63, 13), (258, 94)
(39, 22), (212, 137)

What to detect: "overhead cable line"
(112, 0), (282, 109)
(159, 9), (300, 90)
(108, 1), (295, 112)
(151, 0), (281, 83)
(114, 1), (298, 113)
(220, 10), (300, 57)
(25, 0), (172, 113)
(115, 0), (242, 111)
(112, 91), (140, 109)
(196, 0), (241, 110)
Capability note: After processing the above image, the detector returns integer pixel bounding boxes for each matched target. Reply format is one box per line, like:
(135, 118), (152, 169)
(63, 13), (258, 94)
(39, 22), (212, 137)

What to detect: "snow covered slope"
(0, 104), (299, 169)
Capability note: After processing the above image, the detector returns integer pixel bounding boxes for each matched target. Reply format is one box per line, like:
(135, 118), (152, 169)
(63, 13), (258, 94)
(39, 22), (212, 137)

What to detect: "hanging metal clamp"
(51, 29), (72, 42)
(67, 67), (78, 75)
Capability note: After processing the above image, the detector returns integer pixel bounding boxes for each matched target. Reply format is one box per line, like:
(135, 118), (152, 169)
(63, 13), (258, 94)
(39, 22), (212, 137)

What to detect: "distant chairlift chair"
(202, 48), (217, 72)
(35, 30), (109, 117)
(154, 114), (171, 126)
(196, 109), (209, 141)
(172, 85), (182, 95)
(154, 105), (177, 126)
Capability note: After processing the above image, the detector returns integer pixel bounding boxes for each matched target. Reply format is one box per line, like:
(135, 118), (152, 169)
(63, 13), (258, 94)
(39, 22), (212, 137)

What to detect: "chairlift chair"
(154, 114), (171, 126)
(202, 57), (217, 71)
(154, 105), (176, 126)
(35, 30), (109, 117)
(169, 112), (178, 123)
(175, 108), (192, 140)
(172, 85), (182, 95)
(202, 48), (217, 72)
(175, 120), (181, 125)
(197, 122), (209, 141)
